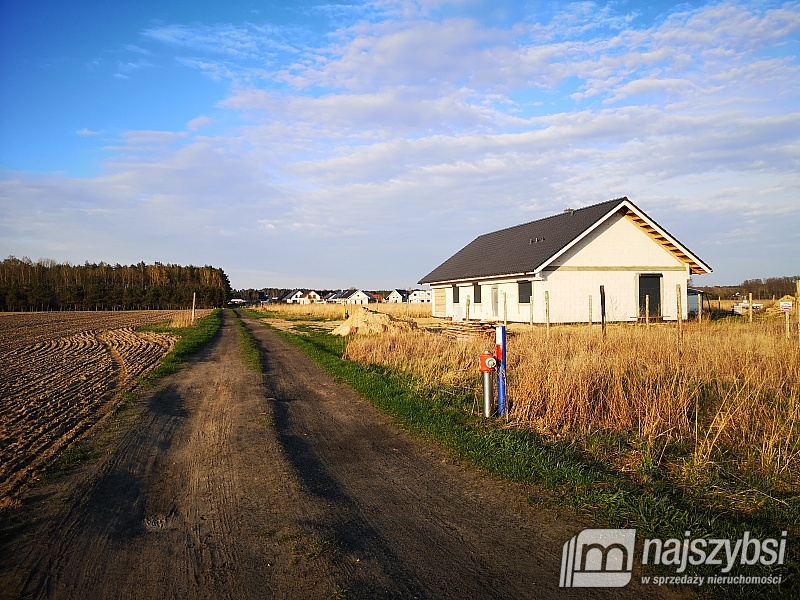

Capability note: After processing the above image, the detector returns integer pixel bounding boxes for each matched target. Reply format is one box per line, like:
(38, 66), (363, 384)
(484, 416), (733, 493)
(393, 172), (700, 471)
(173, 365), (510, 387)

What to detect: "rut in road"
(0, 311), (677, 599)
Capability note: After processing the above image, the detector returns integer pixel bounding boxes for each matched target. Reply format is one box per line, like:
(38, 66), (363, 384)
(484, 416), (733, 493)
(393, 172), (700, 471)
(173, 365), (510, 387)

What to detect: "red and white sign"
(780, 301), (794, 313)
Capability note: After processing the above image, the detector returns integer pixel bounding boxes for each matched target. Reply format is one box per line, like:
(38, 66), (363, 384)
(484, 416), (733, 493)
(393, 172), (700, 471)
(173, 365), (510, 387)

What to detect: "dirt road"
(0, 311), (677, 599)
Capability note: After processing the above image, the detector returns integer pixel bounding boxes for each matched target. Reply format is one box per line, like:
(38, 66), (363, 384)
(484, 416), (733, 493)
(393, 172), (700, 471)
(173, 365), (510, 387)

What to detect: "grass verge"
(232, 310), (264, 372)
(138, 309), (222, 382)
(263, 321), (796, 599)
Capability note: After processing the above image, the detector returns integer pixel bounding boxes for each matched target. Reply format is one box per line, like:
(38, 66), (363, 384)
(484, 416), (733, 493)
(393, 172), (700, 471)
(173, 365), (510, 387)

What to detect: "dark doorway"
(639, 274), (662, 317)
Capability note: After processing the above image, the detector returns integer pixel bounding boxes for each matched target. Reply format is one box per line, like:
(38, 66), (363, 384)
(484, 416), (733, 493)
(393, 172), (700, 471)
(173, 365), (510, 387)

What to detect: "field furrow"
(0, 310), (209, 505)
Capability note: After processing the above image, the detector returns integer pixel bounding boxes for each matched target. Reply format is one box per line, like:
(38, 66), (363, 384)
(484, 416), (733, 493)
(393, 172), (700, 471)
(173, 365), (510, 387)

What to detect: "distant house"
(387, 289), (410, 303)
(331, 289), (377, 305)
(418, 197), (711, 323)
(408, 289), (431, 304)
(347, 289), (377, 305)
(298, 290), (323, 304)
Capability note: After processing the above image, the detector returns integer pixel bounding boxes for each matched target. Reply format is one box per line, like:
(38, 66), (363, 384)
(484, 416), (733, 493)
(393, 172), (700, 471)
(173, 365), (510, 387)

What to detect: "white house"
(408, 289), (431, 303)
(346, 290), (376, 305)
(298, 290), (323, 304)
(329, 289), (377, 305)
(418, 197), (712, 323)
(281, 289), (305, 304)
(387, 289), (410, 303)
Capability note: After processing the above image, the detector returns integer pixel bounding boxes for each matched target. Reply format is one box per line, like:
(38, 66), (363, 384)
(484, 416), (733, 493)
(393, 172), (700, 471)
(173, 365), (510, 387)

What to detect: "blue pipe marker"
(495, 325), (507, 417)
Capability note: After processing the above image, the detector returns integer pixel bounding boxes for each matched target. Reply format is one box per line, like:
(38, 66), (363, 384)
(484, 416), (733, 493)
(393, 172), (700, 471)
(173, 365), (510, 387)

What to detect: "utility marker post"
(191, 292), (196, 325)
(495, 326), (507, 418)
(676, 284), (683, 342)
(588, 295), (592, 327)
(749, 293), (754, 324)
(645, 295), (650, 328)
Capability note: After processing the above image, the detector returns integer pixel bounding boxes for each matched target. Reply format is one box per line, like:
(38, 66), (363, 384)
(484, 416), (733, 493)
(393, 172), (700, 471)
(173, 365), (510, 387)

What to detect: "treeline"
(0, 257), (231, 311)
(697, 276), (799, 300)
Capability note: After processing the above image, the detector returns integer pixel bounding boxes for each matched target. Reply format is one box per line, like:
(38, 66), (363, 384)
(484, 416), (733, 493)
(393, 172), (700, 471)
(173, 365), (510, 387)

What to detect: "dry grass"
(344, 319), (800, 495)
(169, 309), (213, 328)
(253, 302), (432, 320)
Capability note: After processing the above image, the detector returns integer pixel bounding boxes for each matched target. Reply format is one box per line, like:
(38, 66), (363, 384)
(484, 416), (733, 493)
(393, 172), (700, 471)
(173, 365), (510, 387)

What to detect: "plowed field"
(0, 311), (207, 505)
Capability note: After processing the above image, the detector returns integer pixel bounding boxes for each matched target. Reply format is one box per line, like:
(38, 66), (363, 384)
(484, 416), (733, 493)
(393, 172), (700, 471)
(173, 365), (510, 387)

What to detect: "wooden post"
(748, 292), (753, 324)
(645, 295), (650, 328)
(786, 309), (791, 341)
(676, 284), (683, 341)
(545, 291), (550, 336)
(718, 295), (721, 312)
(588, 295), (593, 326)
(191, 292), (196, 325)
(466, 296), (470, 323)
(797, 280), (800, 348)
(503, 292), (507, 327)
(698, 291), (703, 324)
(600, 285), (606, 339)
(530, 296), (534, 329)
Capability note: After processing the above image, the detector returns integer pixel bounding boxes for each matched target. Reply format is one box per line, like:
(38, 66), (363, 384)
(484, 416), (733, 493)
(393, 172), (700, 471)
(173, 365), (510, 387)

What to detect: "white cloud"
(187, 116), (214, 131)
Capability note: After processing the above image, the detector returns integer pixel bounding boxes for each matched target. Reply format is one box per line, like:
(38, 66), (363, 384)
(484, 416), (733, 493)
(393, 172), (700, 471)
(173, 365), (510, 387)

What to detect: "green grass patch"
(139, 309), (222, 382)
(273, 326), (798, 599)
(232, 310), (264, 372)
(38, 441), (100, 486)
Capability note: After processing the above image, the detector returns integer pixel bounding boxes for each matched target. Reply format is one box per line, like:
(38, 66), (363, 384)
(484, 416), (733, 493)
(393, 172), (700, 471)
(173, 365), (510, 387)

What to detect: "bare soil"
(0, 311), (212, 504)
(0, 311), (679, 599)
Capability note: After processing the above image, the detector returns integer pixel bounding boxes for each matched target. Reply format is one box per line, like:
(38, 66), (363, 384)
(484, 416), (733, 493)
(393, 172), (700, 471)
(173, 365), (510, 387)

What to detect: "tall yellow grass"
(169, 309), (212, 328)
(344, 321), (800, 491)
(254, 302), (433, 320)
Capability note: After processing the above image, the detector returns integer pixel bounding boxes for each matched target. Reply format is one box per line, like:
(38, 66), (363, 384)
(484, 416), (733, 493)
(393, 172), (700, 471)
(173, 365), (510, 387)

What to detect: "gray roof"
(419, 197), (690, 284)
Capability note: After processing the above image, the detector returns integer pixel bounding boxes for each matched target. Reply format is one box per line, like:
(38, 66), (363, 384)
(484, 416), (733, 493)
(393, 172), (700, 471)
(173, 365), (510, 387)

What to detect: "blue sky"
(1, 0), (798, 289)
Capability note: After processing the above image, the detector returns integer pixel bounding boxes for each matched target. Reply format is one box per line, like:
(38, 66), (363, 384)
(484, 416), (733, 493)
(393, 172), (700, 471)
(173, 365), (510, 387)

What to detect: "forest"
(0, 257), (231, 311)
(697, 276), (799, 300)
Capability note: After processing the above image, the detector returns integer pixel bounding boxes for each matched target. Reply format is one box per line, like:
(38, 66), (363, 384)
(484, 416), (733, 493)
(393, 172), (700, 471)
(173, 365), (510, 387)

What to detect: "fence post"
(645, 294), (650, 328)
(191, 292), (196, 324)
(786, 309), (791, 341)
(503, 292), (507, 327)
(530, 295), (534, 329)
(545, 291), (550, 336)
(588, 295), (592, 326)
(698, 292), (703, 324)
(466, 296), (470, 323)
(600, 285), (606, 338)
(749, 292), (753, 324)
(676, 284), (683, 341)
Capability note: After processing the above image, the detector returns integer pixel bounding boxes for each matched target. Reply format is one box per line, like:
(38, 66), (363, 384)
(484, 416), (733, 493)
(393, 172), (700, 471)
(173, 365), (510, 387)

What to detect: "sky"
(1, 0), (798, 290)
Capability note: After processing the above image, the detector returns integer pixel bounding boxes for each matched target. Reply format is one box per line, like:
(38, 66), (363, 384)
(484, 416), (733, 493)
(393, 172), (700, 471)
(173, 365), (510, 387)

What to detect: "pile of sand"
(331, 307), (418, 336)
(765, 295), (797, 317)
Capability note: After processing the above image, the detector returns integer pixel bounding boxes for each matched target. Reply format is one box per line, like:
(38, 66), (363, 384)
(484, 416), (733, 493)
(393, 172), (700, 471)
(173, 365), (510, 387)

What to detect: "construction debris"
(331, 307), (417, 336)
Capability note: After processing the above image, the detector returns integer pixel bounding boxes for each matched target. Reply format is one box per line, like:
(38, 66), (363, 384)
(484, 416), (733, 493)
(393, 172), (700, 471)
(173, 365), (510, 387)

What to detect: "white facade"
(347, 290), (375, 305)
(431, 212), (695, 323)
(387, 290), (408, 303)
(408, 290), (431, 303)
